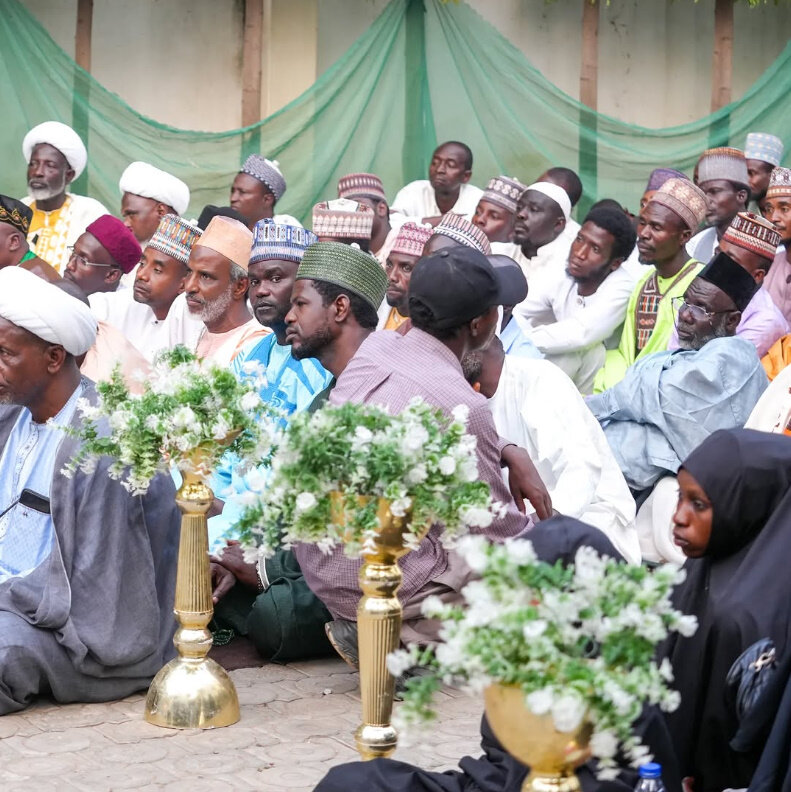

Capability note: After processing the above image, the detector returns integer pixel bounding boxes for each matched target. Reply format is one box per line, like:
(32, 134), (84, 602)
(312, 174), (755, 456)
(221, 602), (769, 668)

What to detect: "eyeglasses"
(672, 297), (734, 323)
(67, 246), (114, 268)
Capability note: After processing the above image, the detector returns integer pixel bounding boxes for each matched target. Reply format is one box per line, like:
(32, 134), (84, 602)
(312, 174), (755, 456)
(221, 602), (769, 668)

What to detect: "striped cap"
(240, 155), (287, 200)
(697, 147), (749, 187)
(649, 178), (708, 231)
(296, 241), (388, 311)
(433, 213), (492, 255)
(481, 175), (527, 215)
(251, 219), (317, 265)
(391, 222), (433, 258)
(767, 167), (791, 200)
(722, 212), (781, 261)
(744, 133), (784, 167)
(337, 173), (386, 202)
(312, 199), (374, 240)
(147, 214), (202, 266)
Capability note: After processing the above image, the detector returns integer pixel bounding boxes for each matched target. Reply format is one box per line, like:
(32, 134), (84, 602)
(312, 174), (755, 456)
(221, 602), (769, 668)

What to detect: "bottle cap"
(639, 763), (662, 779)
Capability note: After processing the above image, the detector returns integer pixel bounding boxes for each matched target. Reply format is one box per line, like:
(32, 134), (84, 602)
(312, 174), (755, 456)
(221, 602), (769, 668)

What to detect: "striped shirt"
(294, 328), (532, 620)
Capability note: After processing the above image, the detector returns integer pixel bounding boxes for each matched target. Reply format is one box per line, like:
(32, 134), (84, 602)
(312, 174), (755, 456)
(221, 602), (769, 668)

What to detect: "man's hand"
(501, 444), (552, 520)
(210, 561), (236, 604)
(214, 540), (260, 591)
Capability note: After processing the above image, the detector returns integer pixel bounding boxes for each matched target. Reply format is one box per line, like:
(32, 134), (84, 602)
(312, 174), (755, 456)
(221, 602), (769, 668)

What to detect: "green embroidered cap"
(296, 241), (388, 312)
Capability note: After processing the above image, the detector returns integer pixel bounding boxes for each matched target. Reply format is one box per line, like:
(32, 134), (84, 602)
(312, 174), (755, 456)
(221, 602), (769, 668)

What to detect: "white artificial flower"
(402, 424), (429, 452)
(405, 464), (428, 486)
(460, 505), (493, 529)
(241, 390), (261, 412)
(658, 657), (674, 682)
(590, 729), (619, 759)
(354, 426), (373, 443)
(390, 496), (412, 517)
(458, 458), (478, 483)
(386, 649), (416, 678)
(420, 595), (446, 618)
(551, 692), (586, 733)
(522, 619), (547, 640)
(675, 614), (698, 637)
(504, 538), (537, 566)
(457, 535), (489, 573)
(144, 414), (160, 431)
(451, 404), (470, 425)
(526, 688), (554, 716)
(171, 405), (198, 429)
(295, 492), (318, 513)
(438, 456), (457, 476)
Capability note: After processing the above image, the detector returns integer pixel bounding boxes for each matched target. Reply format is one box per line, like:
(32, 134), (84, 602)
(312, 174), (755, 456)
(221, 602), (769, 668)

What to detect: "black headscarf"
(663, 429), (791, 792)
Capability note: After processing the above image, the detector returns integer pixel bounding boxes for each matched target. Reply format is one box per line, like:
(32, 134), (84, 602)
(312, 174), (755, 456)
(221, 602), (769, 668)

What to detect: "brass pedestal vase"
(353, 498), (425, 760)
(144, 464), (240, 729)
(484, 684), (592, 792)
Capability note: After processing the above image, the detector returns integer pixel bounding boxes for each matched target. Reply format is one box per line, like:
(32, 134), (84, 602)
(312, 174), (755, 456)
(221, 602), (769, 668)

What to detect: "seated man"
(472, 175), (527, 247)
(763, 166), (791, 325)
(0, 267), (179, 714)
(0, 195), (60, 283)
(514, 207), (638, 393)
(63, 215), (141, 296)
(593, 177), (708, 392)
(391, 140), (483, 225)
(338, 173), (399, 265)
(312, 198), (374, 251)
(588, 251), (768, 497)
(378, 221), (434, 331)
(488, 255), (542, 360)
(186, 215), (267, 365)
(463, 335), (639, 563)
(89, 214), (204, 363)
(744, 132), (784, 217)
(229, 154), (301, 229)
(668, 211), (787, 357)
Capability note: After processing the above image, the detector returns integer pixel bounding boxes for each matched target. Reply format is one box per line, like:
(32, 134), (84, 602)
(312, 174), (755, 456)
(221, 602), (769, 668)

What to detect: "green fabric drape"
(1, 0), (789, 222)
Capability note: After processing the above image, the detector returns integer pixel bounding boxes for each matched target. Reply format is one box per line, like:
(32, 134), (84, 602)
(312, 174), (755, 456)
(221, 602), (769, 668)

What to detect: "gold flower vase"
(144, 457), (240, 729)
(332, 494), (425, 760)
(484, 684), (592, 792)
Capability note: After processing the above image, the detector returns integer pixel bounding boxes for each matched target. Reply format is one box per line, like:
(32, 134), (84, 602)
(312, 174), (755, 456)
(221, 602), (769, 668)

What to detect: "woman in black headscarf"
(313, 516), (681, 792)
(663, 429), (791, 792)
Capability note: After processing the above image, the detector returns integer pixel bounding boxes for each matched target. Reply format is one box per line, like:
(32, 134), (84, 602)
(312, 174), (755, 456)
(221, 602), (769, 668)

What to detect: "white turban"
(119, 161), (191, 215)
(22, 121), (88, 180)
(0, 268), (97, 355)
(524, 181), (572, 222)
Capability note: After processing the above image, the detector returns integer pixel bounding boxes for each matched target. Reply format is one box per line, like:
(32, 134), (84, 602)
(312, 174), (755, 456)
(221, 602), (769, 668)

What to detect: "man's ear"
(44, 343), (68, 374)
(232, 276), (250, 301)
(64, 167), (76, 187)
(679, 226), (693, 245)
(333, 294), (352, 323)
(609, 256), (625, 272)
(375, 200), (389, 219)
(105, 268), (123, 285)
(725, 309), (742, 335)
(460, 169), (472, 185)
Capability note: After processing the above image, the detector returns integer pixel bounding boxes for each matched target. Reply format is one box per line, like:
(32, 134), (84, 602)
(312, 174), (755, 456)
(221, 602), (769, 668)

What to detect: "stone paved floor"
(0, 658), (483, 791)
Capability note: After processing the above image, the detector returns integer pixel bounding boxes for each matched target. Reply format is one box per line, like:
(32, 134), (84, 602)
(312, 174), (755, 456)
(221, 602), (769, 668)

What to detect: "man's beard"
(291, 325), (333, 361)
(460, 350), (483, 384)
(28, 174), (67, 201)
(678, 321), (729, 351)
(191, 289), (233, 325)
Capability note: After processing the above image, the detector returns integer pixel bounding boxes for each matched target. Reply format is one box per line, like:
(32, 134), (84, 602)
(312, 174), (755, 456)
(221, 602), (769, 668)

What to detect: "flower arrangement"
(388, 535), (697, 779)
(234, 397), (497, 557)
(62, 346), (276, 494)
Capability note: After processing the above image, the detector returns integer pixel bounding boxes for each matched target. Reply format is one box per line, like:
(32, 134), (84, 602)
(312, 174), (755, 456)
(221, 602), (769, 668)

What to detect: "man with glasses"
(587, 251), (768, 498)
(63, 214), (141, 296)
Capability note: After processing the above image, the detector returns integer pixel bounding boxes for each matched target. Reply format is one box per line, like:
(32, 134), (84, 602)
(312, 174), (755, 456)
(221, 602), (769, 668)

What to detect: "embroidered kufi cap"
(645, 168), (687, 193)
(767, 167), (791, 200)
(240, 155), (287, 201)
(194, 215), (253, 271)
(22, 121), (88, 180)
(312, 199), (374, 240)
(744, 133), (784, 167)
(722, 212), (781, 262)
(337, 173), (386, 202)
(251, 219), (318, 265)
(649, 178), (708, 231)
(480, 176), (527, 215)
(433, 213), (492, 255)
(390, 222), (433, 258)
(119, 161), (190, 215)
(296, 241), (387, 311)
(698, 251), (759, 313)
(147, 214), (202, 266)
(0, 195), (33, 235)
(696, 147), (749, 187)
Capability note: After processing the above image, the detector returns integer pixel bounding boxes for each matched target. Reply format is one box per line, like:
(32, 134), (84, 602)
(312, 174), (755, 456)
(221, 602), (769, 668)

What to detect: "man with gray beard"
(21, 122), (108, 274)
(185, 215), (267, 366)
(587, 251), (768, 495)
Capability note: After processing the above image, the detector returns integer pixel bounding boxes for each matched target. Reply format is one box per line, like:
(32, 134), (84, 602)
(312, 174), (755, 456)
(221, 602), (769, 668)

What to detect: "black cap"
(197, 205), (249, 231)
(408, 247), (505, 329)
(0, 195), (33, 234)
(698, 251), (759, 313)
(488, 254), (528, 306)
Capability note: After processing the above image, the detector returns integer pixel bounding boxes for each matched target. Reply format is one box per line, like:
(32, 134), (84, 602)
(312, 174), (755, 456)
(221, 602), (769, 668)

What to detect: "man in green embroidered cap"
(0, 195), (61, 284)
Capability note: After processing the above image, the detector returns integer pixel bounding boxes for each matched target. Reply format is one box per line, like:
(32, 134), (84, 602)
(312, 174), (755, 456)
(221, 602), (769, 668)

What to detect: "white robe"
(488, 355), (640, 564)
(390, 180), (482, 223)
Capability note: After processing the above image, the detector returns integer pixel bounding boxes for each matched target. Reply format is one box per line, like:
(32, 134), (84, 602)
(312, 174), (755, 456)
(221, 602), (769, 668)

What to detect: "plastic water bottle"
(634, 763), (666, 792)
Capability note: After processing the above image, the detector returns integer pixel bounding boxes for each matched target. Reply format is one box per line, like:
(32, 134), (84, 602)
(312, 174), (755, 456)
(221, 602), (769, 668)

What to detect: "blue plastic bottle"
(634, 763), (666, 792)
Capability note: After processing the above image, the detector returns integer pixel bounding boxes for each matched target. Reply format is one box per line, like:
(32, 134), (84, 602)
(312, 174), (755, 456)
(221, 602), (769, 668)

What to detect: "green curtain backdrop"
(1, 0), (789, 223)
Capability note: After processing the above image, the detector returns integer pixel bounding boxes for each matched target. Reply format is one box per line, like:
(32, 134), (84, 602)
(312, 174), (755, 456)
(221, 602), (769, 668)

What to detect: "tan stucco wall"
(25, 0), (791, 133)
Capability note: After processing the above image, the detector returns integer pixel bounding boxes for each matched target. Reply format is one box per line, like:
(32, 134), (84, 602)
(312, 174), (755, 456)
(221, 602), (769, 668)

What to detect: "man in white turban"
(119, 161), (191, 247)
(0, 266), (180, 714)
(21, 121), (109, 274)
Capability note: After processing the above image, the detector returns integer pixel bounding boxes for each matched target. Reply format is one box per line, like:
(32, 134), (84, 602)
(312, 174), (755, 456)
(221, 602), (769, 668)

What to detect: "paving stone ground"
(0, 658), (483, 791)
